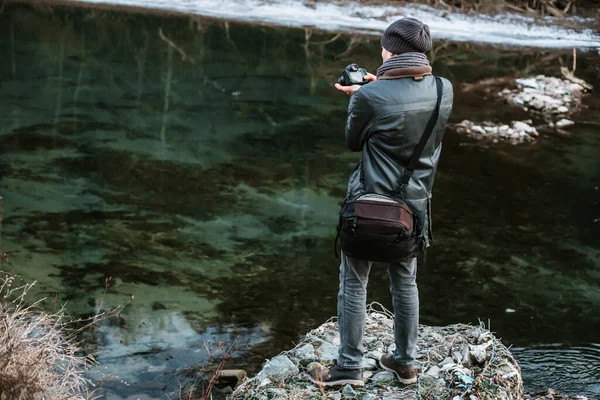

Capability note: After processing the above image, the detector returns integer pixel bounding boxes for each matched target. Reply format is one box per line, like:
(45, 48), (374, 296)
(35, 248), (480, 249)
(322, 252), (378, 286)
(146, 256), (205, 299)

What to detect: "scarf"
(376, 52), (431, 78)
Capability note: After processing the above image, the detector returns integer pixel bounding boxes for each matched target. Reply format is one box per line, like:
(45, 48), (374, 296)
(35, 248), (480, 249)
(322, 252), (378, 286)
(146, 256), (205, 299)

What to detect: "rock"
(258, 378), (272, 387)
(267, 388), (286, 397)
(425, 365), (441, 378)
(366, 349), (384, 360)
(516, 78), (538, 88)
(439, 356), (454, 367)
(421, 376), (445, 392)
(471, 125), (486, 135)
(316, 341), (339, 362)
(294, 343), (317, 362)
(361, 394), (380, 400)
(556, 118), (575, 128)
(370, 371), (395, 383)
(328, 393), (342, 400)
(557, 105), (569, 113)
(512, 121), (534, 133)
(363, 371), (374, 380)
(529, 98), (545, 109)
(342, 384), (357, 399)
(256, 355), (299, 382)
(362, 357), (378, 370)
(469, 341), (492, 364)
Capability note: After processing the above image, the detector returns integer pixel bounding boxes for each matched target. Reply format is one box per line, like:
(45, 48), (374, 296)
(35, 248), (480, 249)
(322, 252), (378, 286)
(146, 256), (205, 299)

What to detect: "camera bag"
(336, 77), (443, 262)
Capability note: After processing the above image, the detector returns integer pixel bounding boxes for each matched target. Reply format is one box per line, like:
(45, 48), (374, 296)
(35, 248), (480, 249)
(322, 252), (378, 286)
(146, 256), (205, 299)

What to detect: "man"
(309, 17), (453, 386)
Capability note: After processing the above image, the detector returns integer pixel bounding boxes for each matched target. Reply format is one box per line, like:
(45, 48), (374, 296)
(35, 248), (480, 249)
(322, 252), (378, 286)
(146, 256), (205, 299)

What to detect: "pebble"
(370, 371), (395, 383)
(556, 118), (575, 128)
(363, 357), (378, 370)
(317, 341), (339, 362)
(295, 343), (317, 362)
(425, 365), (441, 378)
(361, 394), (380, 400)
(342, 384), (357, 399)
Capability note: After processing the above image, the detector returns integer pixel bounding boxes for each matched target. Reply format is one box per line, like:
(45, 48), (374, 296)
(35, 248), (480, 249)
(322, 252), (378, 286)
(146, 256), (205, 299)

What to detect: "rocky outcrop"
(500, 75), (588, 120)
(454, 119), (539, 144)
(452, 73), (591, 144)
(230, 305), (524, 400)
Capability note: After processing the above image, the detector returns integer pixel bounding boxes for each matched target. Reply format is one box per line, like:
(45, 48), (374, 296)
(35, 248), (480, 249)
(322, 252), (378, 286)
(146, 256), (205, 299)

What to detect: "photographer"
(309, 17), (453, 387)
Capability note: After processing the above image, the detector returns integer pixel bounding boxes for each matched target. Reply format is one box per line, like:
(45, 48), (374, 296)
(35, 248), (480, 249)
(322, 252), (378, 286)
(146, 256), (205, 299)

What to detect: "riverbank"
(7, 0), (600, 48)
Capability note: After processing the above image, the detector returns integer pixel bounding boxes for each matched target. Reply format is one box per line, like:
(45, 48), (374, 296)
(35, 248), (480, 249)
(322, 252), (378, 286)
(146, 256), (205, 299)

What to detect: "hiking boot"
(379, 354), (417, 384)
(307, 362), (364, 387)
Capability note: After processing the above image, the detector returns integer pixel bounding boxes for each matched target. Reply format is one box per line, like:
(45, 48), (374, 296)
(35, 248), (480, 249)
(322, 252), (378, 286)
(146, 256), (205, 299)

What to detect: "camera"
(337, 64), (369, 86)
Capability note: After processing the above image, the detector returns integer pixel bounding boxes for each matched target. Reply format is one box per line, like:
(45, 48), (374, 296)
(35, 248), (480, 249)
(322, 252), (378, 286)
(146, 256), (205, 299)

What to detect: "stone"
(556, 118), (574, 128)
(421, 375), (445, 392)
(267, 388), (286, 397)
(256, 355), (299, 382)
(361, 394), (380, 400)
(328, 393), (342, 400)
(425, 365), (441, 378)
(439, 357), (454, 367)
(342, 384), (357, 399)
(294, 343), (317, 362)
(469, 342), (492, 364)
(471, 125), (486, 135)
(317, 341), (339, 362)
(362, 357), (378, 370)
(557, 105), (569, 113)
(258, 378), (272, 387)
(529, 98), (545, 109)
(370, 371), (395, 383)
(516, 78), (538, 88)
(363, 371), (374, 380)
(366, 349), (384, 360)
(387, 343), (396, 353)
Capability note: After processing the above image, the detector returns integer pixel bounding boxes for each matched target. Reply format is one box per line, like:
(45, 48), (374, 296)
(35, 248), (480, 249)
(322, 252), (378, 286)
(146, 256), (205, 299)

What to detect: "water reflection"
(0, 3), (599, 397)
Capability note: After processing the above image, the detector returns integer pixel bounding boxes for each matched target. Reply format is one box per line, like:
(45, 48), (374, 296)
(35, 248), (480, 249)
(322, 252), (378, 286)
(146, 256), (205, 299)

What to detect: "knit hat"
(381, 17), (432, 55)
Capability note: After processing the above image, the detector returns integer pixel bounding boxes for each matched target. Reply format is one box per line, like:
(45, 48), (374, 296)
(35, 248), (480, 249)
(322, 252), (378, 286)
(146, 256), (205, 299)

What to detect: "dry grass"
(0, 273), (95, 399)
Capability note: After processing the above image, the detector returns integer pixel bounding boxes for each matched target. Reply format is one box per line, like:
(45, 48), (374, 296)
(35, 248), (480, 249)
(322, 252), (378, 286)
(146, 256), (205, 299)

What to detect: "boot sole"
(307, 374), (365, 387)
(379, 359), (417, 385)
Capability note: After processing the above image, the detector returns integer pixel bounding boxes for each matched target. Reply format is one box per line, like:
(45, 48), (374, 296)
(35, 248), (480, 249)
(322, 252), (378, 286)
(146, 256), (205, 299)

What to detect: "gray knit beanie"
(380, 17), (432, 54)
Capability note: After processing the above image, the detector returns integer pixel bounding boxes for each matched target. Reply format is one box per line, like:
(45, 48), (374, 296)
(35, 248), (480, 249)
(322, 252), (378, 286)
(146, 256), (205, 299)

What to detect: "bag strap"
(392, 77), (443, 196)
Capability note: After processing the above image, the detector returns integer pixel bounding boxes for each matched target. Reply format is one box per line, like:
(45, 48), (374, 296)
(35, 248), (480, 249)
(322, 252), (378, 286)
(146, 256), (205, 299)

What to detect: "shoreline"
(6, 0), (600, 49)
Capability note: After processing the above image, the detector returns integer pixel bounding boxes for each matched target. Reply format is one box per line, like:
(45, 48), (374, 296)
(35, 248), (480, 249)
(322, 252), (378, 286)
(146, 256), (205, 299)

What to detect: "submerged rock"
(453, 119), (538, 144)
(230, 305), (526, 400)
(500, 74), (592, 126)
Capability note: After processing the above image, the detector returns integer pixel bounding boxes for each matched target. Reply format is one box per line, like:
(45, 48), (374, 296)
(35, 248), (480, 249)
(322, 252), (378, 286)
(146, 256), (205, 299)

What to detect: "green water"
(1, 4), (599, 398)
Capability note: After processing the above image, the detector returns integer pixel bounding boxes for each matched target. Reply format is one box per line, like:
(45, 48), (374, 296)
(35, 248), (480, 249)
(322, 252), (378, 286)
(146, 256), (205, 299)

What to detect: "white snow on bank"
(69, 0), (600, 49)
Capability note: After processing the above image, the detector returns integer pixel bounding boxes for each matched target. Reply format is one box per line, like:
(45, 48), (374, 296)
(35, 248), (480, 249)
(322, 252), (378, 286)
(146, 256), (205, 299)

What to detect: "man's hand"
(335, 73), (377, 95)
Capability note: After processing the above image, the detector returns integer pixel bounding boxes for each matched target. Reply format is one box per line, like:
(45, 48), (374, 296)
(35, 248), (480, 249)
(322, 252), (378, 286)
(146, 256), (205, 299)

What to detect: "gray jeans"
(337, 251), (418, 369)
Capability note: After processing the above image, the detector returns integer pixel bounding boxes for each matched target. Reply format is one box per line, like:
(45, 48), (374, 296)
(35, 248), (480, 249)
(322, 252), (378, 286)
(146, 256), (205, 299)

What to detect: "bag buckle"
(391, 183), (405, 198)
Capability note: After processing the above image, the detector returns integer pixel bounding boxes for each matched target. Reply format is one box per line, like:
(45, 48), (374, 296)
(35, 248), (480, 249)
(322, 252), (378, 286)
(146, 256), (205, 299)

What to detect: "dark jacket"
(344, 72), (453, 247)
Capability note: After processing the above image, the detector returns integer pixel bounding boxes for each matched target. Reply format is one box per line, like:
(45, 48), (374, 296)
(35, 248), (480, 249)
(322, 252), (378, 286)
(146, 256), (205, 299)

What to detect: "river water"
(0, 3), (599, 398)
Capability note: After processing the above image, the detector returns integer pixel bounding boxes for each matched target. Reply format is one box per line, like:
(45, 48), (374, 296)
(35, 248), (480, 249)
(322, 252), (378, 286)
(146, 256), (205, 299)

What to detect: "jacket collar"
(377, 65), (433, 81)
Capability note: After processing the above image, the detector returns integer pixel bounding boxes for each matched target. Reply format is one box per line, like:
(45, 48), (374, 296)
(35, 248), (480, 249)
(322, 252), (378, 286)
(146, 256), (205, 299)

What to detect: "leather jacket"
(344, 71), (453, 247)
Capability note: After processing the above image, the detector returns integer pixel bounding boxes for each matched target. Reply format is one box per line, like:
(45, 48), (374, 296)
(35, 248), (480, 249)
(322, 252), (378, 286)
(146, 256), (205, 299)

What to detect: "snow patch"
(68, 0), (600, 49)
